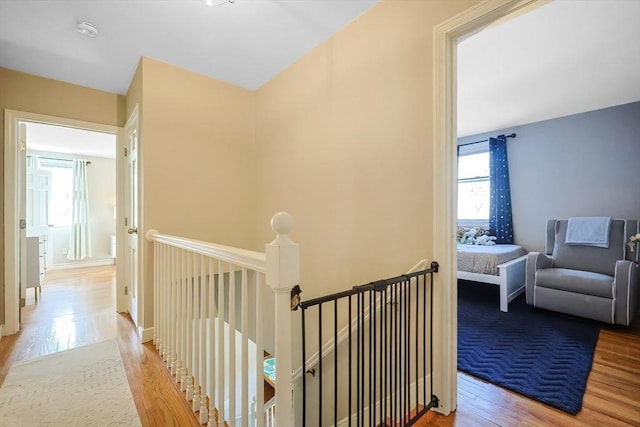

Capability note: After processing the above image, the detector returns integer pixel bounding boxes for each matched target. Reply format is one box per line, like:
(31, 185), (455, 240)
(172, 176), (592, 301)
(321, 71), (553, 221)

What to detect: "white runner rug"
(0, 339), (141, 427)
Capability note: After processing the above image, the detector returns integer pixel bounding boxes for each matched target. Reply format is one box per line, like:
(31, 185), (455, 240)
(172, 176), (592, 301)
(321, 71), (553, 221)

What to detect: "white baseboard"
(47, 259), (115, 271)
(138, 326), (154, 343)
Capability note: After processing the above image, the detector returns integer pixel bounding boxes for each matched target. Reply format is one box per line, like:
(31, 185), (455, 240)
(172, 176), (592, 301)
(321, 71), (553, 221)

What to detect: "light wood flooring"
(0, 265), (200, 427)
(1, 266), (639, 426)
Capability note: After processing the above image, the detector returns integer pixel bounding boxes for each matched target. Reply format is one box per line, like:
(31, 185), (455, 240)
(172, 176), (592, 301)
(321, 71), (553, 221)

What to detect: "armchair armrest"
(526, 252), (553, 305)
(613, 260), (639, 325)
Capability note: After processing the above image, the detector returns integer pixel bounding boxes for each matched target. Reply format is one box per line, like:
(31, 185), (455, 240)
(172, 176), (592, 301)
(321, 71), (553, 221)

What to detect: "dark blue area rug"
(457, 280), (601, 415)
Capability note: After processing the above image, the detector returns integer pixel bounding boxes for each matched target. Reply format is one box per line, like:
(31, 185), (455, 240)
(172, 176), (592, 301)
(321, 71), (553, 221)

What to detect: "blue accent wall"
(458, 101), (640, 252)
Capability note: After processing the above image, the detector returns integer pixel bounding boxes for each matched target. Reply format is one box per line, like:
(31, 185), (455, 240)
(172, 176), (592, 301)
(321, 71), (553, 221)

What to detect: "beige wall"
(3, 0), (481, 332)
(0, 67), (125, 324)
(254, 0), (479, 300)
(135, 58), (256, 328)
(141, 57), (256, 246)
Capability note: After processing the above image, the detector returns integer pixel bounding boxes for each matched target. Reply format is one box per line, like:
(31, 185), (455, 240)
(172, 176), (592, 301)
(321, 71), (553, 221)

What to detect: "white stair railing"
(146, 212), (299, 427)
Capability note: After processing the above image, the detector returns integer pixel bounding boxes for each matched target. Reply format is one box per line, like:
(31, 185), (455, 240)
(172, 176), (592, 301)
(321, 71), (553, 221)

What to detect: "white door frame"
(432, 0), (537, 414)
(3, 109), (126, 335)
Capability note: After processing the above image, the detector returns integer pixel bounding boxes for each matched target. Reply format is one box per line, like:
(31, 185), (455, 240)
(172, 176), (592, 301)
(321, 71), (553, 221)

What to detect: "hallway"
(0, 266), (200, 426)
(0, 266), (118, 371)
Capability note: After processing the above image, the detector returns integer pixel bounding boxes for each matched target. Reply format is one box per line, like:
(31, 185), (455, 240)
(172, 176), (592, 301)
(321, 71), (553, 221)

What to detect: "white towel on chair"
(566, 217), (612, 248)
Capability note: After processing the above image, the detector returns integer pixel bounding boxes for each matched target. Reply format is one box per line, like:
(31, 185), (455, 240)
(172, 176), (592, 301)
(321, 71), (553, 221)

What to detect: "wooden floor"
(1, 266), (639, 426)
(0, 265), (200, 427)
(424, 320), (640, 427)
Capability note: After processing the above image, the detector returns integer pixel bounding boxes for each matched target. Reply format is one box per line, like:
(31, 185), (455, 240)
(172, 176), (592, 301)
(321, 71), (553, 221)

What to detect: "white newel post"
(266, 212), (299, 427)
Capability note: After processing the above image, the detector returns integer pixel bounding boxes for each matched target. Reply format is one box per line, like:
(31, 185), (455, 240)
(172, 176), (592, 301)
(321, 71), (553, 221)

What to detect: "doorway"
(431, 0), (538, 415)
(25, 122), (117, 272)
(3, 110), (126, 336)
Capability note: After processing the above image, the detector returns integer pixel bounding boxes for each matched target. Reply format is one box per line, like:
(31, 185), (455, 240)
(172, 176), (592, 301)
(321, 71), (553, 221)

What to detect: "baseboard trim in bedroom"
(47, 259), (115, 270)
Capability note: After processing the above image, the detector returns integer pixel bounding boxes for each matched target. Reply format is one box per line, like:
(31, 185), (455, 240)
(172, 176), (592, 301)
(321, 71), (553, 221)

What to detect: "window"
(457, 143), (489, 224)
(38, 157), (73, 227)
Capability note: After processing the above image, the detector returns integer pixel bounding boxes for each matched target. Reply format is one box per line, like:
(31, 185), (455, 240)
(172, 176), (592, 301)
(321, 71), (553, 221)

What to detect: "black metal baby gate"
(299, 262), (439, 426)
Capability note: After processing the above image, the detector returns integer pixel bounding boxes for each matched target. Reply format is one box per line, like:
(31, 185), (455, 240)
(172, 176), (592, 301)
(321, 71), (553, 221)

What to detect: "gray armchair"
(526, 219), (639, 325)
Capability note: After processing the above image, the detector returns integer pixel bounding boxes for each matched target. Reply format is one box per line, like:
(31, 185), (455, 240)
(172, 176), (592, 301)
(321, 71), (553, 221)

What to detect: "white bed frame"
(457, 254), (528, 312)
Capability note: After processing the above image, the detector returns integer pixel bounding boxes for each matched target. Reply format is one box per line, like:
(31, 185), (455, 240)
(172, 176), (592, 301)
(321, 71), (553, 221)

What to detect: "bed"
(457, 243), (527, 312)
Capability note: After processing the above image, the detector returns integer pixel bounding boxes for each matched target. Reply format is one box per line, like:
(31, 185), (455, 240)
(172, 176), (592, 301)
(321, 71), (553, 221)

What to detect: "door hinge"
(124, 217), (128, 227)
(20, 298), (26, 308)
(19, 141), (26, 152)
(124, 147), (128, 157)
(124, 286), (128, 295)
(19, 219), (26, 230)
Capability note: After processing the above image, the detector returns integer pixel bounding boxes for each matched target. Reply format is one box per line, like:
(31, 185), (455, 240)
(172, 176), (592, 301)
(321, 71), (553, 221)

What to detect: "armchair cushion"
(535, 268), (613, 299)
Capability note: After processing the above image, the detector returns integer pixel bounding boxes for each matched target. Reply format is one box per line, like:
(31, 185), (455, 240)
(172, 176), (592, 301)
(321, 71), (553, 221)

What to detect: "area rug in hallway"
(0, 339), (141, 426)
(457, 280), (601, 415)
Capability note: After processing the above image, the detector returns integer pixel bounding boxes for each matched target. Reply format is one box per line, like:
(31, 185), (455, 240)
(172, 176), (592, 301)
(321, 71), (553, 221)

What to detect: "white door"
(26, 167), (52, 268)
(125, 111), (139, 326)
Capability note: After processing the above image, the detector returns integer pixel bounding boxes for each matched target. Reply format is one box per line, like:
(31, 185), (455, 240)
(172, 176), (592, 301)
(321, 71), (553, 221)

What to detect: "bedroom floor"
(427, 305), (640, 426)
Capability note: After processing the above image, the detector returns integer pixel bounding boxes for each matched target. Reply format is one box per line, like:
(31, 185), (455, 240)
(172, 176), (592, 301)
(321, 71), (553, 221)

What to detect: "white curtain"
(67, 160), (92, 260)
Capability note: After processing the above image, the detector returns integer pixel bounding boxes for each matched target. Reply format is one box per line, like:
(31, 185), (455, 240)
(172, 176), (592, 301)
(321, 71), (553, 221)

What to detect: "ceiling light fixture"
(76, 21), (99, 38)
(203, 0), (235, 6)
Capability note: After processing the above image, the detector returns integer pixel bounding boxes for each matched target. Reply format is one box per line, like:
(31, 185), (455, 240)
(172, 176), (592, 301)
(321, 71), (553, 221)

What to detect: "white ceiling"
(0, 0), (379, 93)
(457, 0), (640, 137)
(26, 123), (116, 159)
(1, 0), (639, 149)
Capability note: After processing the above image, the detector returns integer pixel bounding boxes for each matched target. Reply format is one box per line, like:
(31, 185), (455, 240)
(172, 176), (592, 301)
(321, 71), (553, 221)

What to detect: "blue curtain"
(489, 136), (514, 244)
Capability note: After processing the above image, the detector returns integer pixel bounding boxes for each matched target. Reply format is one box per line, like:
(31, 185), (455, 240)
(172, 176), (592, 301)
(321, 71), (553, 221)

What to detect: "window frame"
(457, 141), (490, 228)
(36, 156), (74, 228)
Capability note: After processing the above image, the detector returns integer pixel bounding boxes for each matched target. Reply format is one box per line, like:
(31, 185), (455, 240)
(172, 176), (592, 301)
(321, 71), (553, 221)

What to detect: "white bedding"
(457, 243), (527, 276)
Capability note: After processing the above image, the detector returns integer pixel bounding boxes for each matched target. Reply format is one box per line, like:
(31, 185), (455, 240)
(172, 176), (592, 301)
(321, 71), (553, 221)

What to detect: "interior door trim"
(3, 109), (124, 334)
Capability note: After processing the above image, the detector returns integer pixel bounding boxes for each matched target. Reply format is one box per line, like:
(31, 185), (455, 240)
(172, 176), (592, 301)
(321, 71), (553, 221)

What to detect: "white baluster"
(169, 245), (177, 368)
(191, 253), (199, 408)
(156, 243), (163, 355)
(217, 260), (226, 427)
(208, 257), (218, 427)
(174, 248), (182, 377)
(265, 212), (299, 427)
(153, 242), (158, 346)
(229, 264), (236, 426)
(199, 254), (209, 424)
(255, 273), (264, 427)
(165, 246), (171, 362)
(176, 250), (189, 391)
(241, 268), (249, 427)
(161, 243), (167, 356)
(185, 252), (194, 396)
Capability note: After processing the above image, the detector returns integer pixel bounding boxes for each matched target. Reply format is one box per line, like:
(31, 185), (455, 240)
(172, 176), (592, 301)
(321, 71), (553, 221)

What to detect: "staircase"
(146, 212), (438, 426)
(146, 212), (298, 426)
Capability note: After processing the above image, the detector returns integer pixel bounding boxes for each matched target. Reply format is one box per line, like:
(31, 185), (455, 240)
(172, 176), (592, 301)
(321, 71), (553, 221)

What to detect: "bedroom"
(453, 0), (640, 420)
(455, 0), (640, 312)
